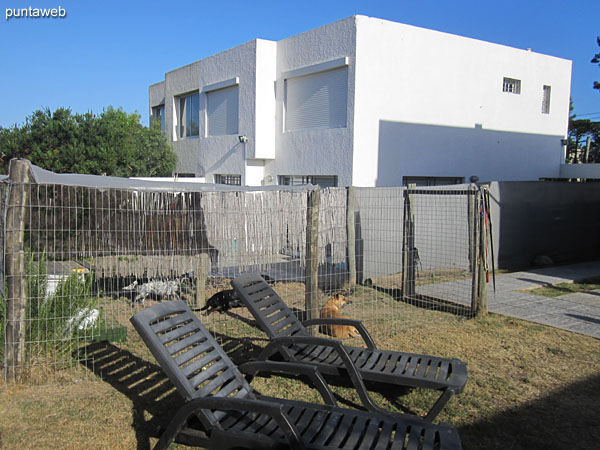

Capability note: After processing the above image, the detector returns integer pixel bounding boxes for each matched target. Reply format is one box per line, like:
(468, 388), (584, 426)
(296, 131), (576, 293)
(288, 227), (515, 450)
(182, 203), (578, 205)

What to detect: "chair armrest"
(155, 395), (305, 450)
(302, 318), (377, 350)
(259, 336), (386, 416)
(239, 361), (337, 407)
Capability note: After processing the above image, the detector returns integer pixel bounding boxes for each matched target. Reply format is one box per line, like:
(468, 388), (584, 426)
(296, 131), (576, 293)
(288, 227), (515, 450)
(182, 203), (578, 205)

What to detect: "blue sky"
(1, 0), (599, 127)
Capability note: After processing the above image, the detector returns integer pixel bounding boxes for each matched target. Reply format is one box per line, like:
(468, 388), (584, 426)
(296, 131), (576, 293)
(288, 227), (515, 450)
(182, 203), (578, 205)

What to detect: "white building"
(149, 15), (572, 187)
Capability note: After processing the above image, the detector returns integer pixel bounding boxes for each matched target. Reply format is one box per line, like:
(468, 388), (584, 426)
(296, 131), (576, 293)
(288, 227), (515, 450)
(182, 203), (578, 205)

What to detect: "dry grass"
(1, 279), (600, 450)
(526, 279), (600, 298)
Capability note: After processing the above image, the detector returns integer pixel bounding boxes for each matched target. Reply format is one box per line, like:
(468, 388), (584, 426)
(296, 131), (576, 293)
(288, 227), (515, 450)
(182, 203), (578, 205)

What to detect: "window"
(285, 67), (348, 131)
(206, 85), (239, 136)
(279, 175), (338, 188)
(542, 85), (551, 114)
(151, 105), (165, 131)
(403, 176), (464, 187)
(176, 92), (200, 138)
(214, 174), (241, 186)
(502, 77), (521, 94)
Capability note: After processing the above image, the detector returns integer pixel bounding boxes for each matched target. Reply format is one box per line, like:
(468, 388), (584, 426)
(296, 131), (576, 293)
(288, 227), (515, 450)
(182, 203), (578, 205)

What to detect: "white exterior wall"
(254, 40), (277, 161)
(150, 15), (572, 187)
(150, 40), (272, 185)
(264, 16), (357, 187)
(352, 16), (572, 186)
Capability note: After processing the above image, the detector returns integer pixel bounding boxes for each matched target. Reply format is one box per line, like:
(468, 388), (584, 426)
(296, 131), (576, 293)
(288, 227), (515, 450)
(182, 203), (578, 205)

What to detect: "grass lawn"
(1, 281), (600, 449)
(526, 278), (600, 298)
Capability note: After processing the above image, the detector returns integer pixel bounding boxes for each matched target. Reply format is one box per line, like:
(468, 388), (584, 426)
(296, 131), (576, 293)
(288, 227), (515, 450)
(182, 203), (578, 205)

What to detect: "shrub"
(24, 251), (104, 360)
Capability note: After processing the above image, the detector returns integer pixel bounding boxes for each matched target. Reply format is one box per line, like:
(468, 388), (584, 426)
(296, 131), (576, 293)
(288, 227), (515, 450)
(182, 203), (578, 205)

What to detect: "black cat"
(200, 289), (244, 315)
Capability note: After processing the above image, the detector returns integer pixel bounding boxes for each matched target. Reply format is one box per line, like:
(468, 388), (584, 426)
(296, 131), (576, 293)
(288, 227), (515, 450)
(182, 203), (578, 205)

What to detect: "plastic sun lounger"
(231, 273), (468, 422)
(130, 300), (462, 450)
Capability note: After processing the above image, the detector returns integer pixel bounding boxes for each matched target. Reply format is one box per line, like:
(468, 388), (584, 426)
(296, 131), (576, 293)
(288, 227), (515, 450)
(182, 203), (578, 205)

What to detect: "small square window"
(542, 85), (551, 114)
(214, 174), (241, 186)
(503, 77), (521, 94)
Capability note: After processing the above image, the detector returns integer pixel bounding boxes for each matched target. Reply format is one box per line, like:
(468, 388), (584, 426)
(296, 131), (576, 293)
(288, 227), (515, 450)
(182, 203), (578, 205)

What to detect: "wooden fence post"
(4, 159), (31, 381)
(467, 185), (476, 269)
(477, 187), (489, 315)
(401, 184), (416, 299)
(471, 188), (488, 316)
(194, 254), (210, 309)
(346, 186), (356, 287)
(305, 189), (320, 333)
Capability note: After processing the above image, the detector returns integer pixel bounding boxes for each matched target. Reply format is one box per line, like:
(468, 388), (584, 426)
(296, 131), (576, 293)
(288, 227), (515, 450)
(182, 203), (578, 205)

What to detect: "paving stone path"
(419, 261), (600, 339)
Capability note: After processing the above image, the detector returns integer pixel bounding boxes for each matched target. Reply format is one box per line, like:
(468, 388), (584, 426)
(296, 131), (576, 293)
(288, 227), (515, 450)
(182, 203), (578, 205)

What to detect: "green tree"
(568, 117), (599, 163)
(593, 36), (600, 91)
(0, 107), (176, 177)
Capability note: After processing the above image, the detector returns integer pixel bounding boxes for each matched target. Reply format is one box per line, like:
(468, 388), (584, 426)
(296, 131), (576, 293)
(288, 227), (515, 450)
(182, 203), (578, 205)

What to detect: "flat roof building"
(150, 15), (572, 187)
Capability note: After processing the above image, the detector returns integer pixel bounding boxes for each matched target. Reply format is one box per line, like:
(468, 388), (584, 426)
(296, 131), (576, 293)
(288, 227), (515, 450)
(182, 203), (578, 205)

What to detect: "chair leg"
(154, 402), (201, 450)
(424, 389), (455, 422)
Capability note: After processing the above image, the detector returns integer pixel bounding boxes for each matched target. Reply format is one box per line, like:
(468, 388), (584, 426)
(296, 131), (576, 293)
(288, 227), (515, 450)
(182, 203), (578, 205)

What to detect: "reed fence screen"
(1, 161), (487, 382)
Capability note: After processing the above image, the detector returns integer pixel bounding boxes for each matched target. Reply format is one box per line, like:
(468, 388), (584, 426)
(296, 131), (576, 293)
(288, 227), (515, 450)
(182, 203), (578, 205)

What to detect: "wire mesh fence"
(1, 162), (484, 383)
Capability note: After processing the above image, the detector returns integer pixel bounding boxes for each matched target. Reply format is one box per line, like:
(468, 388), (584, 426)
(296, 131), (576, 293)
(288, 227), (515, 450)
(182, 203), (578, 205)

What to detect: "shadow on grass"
(77, 333), (434, 448)
(361, 279), (474, 317)
(212, 330), (417, 415)
(77, 334), (268, 449)
(78, 342), (177, 450)
(458, 373), (600, 450)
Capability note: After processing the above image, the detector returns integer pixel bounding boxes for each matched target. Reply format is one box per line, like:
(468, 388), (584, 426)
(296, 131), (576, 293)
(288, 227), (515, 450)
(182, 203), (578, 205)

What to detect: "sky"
(1, 0), (599, 128)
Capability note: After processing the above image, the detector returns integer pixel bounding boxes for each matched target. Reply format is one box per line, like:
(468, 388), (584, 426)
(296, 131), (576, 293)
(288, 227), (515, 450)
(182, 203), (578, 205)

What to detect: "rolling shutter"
(285, 67), (348, 131)
(207, 85), (239, 136)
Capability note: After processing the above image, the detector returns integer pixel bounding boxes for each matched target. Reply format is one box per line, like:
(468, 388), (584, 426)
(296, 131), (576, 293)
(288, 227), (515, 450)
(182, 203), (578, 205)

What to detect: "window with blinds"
(206, 85), (239, 136)
(284, 67), (348, 131)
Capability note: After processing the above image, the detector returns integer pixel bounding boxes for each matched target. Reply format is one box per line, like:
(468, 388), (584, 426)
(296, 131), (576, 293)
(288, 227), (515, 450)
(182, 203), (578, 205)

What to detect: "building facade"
(149, 15), (572, 187)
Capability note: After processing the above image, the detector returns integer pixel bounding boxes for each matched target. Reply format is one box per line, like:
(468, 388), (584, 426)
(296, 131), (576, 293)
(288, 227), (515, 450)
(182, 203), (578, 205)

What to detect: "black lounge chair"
(231, 273), (468, 422)
(131, 300), (462, 450)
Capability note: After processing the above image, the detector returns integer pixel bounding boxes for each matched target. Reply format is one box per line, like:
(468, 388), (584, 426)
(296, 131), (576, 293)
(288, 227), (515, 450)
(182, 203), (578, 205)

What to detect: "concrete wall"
(488, 181), (600, 269)
(253, 40), (277, 161)
(559, 163), (600, 180)
(352, 16), (572, 187)
(377, 121), (564, 185)
(149, 40), (277, 186)
(151, 15), (572, 188)
(264, 16), (357, 187)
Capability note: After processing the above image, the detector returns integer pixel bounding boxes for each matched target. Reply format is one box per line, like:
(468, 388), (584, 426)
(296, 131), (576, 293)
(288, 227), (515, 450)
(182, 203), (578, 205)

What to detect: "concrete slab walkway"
(417, 261), (600, 339)
(488, 261), (600, 339)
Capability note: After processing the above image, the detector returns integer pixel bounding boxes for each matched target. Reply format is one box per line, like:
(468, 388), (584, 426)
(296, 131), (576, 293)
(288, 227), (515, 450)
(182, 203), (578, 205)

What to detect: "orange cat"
(319, 293), (361, 338)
